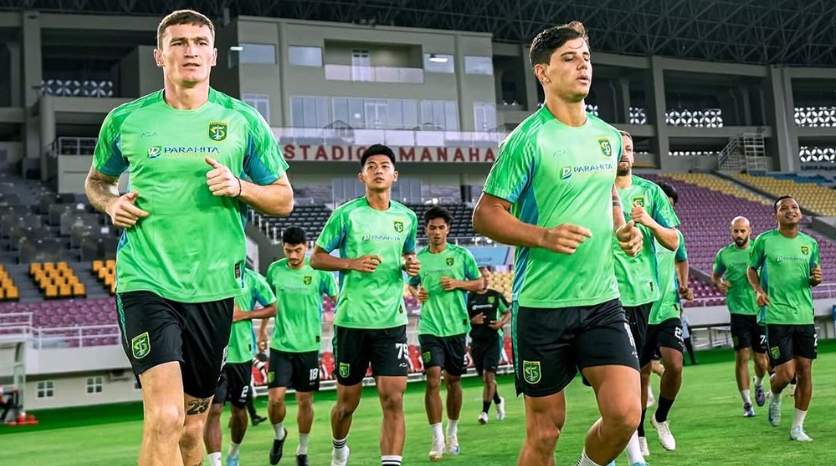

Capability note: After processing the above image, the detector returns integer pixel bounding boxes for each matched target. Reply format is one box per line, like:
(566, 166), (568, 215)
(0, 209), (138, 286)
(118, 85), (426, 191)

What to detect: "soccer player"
(612, 130), (680, 466)
(472, 21), (644, 466)
(747, 196), (821, 441)
(637, 181), (693, 455)
(407, 205), (483, 460)
(466, 267), (511, 424)
(84, 10), (291, 466)
(712, 216), (769, 417)
(260, 226), (338, 466)
(204, 267), (277, 466)
(310, 144), (420, 466)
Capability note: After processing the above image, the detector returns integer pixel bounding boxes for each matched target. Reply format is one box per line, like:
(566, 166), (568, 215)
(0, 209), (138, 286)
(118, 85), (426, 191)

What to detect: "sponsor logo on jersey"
(209, 121), (228, 141)
(146, 146), (221, 158)
(598, 137), (613, 157)
(561, 166), (572, 180)
(147, 146), (162, 159)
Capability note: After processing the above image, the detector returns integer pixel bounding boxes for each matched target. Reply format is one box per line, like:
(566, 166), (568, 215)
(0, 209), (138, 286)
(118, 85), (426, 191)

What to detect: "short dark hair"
(157, 9), (215, 49)
(530, 21), (589, 67)
(281, 226), (307, 245)
(773, 195), (795, 213)
(424, 205), (453, 226)
(618, 130), (633, 141)
(657, 181), (679, 206)
(360, 144), (396, 168)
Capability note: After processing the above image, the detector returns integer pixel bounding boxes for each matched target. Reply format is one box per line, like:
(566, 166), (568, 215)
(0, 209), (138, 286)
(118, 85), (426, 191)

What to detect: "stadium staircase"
(717, 132), (767, 172)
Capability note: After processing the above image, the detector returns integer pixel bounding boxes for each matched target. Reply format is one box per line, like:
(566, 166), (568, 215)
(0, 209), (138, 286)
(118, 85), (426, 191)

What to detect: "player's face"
(425, 218), (449, 247)
(774, 198), (801, 226)
(617, 134), (634, 176)
(479, 268), (490, 291)
(535, 38), (591, 103)
(155, 23), (217, 87)
(730, 221), (750, 247)
(283, 243), (307, 267)
(359, 155), (398, 191)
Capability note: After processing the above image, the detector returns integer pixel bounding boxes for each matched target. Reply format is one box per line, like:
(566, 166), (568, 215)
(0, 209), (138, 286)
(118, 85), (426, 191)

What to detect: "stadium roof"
(2, 0), (836, 67)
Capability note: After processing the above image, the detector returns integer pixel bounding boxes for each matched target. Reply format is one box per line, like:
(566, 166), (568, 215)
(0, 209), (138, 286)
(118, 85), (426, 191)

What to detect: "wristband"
(233, 177), (242, 198)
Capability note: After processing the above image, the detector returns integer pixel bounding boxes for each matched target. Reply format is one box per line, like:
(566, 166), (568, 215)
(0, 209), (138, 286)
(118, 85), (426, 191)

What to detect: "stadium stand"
(731, 172), (836, 216)
(0, 264), (19, 301)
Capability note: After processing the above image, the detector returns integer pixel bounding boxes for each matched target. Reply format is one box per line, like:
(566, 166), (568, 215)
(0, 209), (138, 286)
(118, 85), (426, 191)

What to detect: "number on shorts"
(395, 343), (408, 361)
(674, 327), (684, 342)
(240, 385), (249, 400)
(813, 333), (818, 348)
(309, 368), (319, 381)
(759, 335), (767, 347)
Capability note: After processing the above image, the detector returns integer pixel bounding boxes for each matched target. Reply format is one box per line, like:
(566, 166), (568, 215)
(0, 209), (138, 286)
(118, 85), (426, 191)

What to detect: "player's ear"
(357, 171), (364, 183)
(211, 47), (218, 67)
(392, 169), (399, 182)
(153, 48), (163, 68)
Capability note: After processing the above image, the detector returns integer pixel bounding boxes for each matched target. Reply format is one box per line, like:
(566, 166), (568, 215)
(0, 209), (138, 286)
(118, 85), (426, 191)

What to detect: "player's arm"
(238, 175), (293, 217)
(257, 315), (271, 348)
(710, 252), (731, 294)
(674, 235), (692, 301)
(473, 193), (553, 248)
(236, 303), (277, 321)
(746, 236), (770, 306)
(612, 184), (643, 257)
(310, 246), (380, 272)
(632, 184), (679, 251)
(810, 241), (822, 287)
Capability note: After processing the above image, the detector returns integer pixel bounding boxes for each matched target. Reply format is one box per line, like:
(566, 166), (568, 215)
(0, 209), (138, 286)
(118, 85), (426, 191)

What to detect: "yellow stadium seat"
(73, 283), (86, 297)
(58, 284), (71, 297)
(29, 263), (42, 275)
(6, 286), (18, 300)
(45, 285), (57, 299)
(105, 259), (116, 269)
(92, 260), (103, 272)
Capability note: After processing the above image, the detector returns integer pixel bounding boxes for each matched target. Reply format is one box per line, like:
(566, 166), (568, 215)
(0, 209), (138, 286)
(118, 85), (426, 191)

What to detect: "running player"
(747, 196), (821, 441)
(311, 144), (420, 466)
(407, 205), (482, 460)
(712, 216), (769, 417)
(466, 267), (511, 424)
(637, 181), (693, 455)
(472, 21), (644, 466)
(84, 10), (291, 466)
(260, 226), (338, 466)
(205, 267), (277, 466)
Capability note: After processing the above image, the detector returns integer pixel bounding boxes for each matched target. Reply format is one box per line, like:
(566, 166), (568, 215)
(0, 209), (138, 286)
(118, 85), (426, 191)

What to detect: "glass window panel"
(288, 46), (322, 67)
(240, 43), (277, 65)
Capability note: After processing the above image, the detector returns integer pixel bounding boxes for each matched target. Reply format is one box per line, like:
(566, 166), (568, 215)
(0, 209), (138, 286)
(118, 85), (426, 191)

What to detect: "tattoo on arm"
(85, 170), (120, 214)
(186, 398), (211, 415)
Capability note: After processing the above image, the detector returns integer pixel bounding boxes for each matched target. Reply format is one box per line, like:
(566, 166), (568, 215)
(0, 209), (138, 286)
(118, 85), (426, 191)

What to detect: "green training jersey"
(266, 258), (338, 353)
(650, 230), (687, 324)
(612, 176), (680, 307)
(408, 244), (481, 337)
(228, 268), (276, 364)
(315, 197), (418, 329)
(93, 88), (289, 303)
(748, 230), (819, 325)
(483, 108), (621, 308)
(713, 242), (759, 316)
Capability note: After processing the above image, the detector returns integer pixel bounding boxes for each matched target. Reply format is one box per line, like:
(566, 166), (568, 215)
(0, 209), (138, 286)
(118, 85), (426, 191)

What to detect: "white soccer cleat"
(444, 435), (460, 456)
(638, 436), (650, 457)
(651, 416), (676, 451)
(331, 446), (349, 466)
(790, 426), (813, 442)
(429, 438), (445, 461)
(496, 397), (506, 421)
(478, 412), (489, 424)
(768, 395), (782, 427)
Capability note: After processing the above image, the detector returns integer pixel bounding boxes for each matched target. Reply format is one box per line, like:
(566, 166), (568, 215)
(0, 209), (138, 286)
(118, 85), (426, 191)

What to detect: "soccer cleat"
(429, 438), (445, 461)
(651, 415), (676, 451)
(331, 446), (350, 466)
(754, 381), (766, 407)
(478, 412), (489, 424)
(639, 436), (650, 457)
(269, 429), (288, 465)
(768, 395), (781, 427)
(227, 455), (240, 466)
(445, 435), (460, 456)
(496, 396), (506, 421)
(296, 454), (310, 466)
(790, 426), (813, 442)
(252, 414), (268, 426)
(743, 403), (755, 418)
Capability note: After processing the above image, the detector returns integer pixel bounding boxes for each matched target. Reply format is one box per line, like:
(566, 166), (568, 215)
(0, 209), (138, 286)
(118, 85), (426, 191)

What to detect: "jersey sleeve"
(320, 271), (338, 297)
(242, 110), (289, 185)
(463, 249), (481, 280)
(252, 272), (277, 306)
(650, 183), (680, 228)
(92, 109), (129, 177)
(498, 297), (509, 313)
(675, 231), (687, 261)
(712, 249), (726, 275)
(748, 235), (766, 270)
(403, 210), (418, 255)
(407, 274), (421, 287)
(811, 239), (821, 268)
(482, 133), (536, 204)
(316, 209), (346, 253)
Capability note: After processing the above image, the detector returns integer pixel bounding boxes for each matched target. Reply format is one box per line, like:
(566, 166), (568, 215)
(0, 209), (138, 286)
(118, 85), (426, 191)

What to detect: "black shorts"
(624, 303), (652, 353)
(514, 299), (639, 397)
(641, 318), (685, 366)
(470, 336), (501, 375)
(116, 291), (233, 399)
(333, 325), (409, 386)
(267, 350), (321, 392)
(730, 314), (767, 353)
(419, 333), (467, 377)
(212, 362), (252, 409)
(766, 324), (817, 367)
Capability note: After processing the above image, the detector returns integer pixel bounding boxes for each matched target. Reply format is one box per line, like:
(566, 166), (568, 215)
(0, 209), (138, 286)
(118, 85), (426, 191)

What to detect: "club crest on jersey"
(632, 196), (645, 207)
(303, 275), (312, 285)
(523, 360), (541, 384)
(487, 296), (495, 304)
(339, 362), (350, 379)
(208, 121), (228, 141)
(801, 246), (809, 256)
(597, 137), (613, 157)
(131, 332), (150, 359)
(394, 220), (404, 233)
(446, 257), (454, 266)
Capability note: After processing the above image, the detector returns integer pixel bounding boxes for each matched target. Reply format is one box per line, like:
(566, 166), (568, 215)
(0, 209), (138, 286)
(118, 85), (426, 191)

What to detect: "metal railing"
(31, 324), (121, 350)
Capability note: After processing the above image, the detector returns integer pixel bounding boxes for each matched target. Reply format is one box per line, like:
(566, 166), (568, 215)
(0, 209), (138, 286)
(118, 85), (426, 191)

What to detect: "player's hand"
(679, 286), (694, 301)
(810, 265), (822, 286)
(717, 281), (731, 295)
(616, 220), (643, 257)
(350, 255), (382, 273)
(756, 289), (770, 307)
(105, 191), (149, 228)
(540, 223), (592, 254)
(403, 255), (420, 277)
(471, 313), (486, 325)
(630, 204), (655, 228)
(232, 306), (248, 322)
(440, 277), (460, 291)
(257, 332), (269, 351)
(488, 320), (504, 330)
(417, 286), (429, 303)
(205, 157), (241, 197)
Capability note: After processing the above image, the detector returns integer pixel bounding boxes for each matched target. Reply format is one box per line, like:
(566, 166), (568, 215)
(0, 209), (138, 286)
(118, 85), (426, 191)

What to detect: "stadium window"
(420, 100), (459, 130)
(423, 54), (454, 73)
(288, 46), (323, 67)
(290, 96), (330, 128)
(473, 102), (497, 131)
(351, 50), (372, 81)
(464, 56), (493, 75)
(36, 380), (54, 398)
(86, 376), (103, 394)
(243, 94), (271, 122)
(239, 43), (277, 65)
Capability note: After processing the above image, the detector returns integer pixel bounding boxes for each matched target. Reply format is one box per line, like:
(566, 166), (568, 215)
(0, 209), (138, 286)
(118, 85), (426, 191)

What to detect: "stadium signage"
(281, 144), (497, 163)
